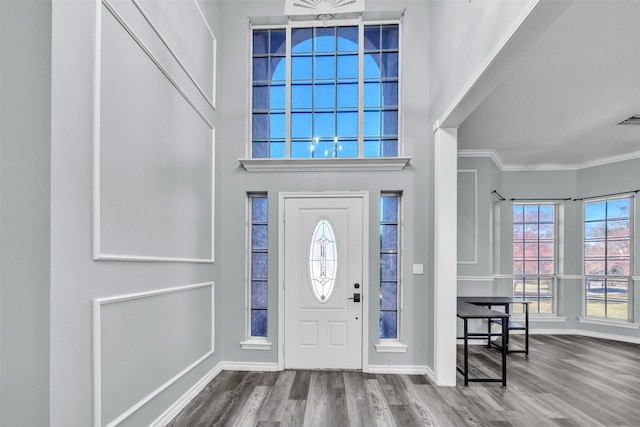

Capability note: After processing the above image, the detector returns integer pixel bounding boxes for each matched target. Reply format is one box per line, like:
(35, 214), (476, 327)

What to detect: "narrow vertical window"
(584, 197), (633, 320)
(380, 193), (400, 339)
(512, 204), (556, 314)
(250, 194), (268, 336)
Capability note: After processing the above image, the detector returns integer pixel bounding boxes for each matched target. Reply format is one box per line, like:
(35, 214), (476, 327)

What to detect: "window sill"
(375, 340), (408, 353)
(578, 317), (639, 329)
(239, 157), (411, 172)
(240, 337), (273, 350)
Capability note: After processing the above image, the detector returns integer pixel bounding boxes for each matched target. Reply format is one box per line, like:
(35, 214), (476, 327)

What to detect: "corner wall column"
(433, 126), (457, 386)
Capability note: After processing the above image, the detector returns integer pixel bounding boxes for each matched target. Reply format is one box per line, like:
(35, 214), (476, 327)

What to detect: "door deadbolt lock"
(348, 293), (361, 303)
(354, 283), (360, 289)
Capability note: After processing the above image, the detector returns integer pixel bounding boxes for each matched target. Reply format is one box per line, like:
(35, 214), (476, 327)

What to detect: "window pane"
(291, 140), (312, 158)
(381, 139), (398, 157)
(585, 222), (606, 239)
(607, 259), (630, 276)
(524, 205), (539, 222)
(607, 220), (630, 238)
(270, 85), (285, 109)
(252, 197), (268, 221)
(314, 112), (335, 137)
(252, 114), (268, 139)
(381, 197), (398, 222)
(337, 26), (358, 50)
(252, 142), (268, 158)
(586, 299), (605, 317)
(608, 198), (630, 218)
(607, 239), (630, 257)
(513, 260), (524, 275)
(382, 82), (398, 107)
(270, 113), (285, 139)
(314, 140), (334, 158)
(315, 56), (335, 79)
(337, 83), (357, 107)
(251, 281), (268, 308)
(585, 260), (606, 275)
(381, 254), (397, 279)
(364, 26), (380, 50)
(270, 29), (286, 54)
(380, 225), (397, 251)
(364, 82), (381, 106)
(513, 224), (523, 239)
(364, 139), (380, 157)
(291, 84), (312, 109)
(252, 253), (268, 278)
(337, 55), (358, 79)
(292, 28), (312, 52)
(538, 298), (553, 314)
(585, 202), (606, 221)
(252, 224), (268, 249)
(270, 142), (285, 158)
(381, 52), (398, 78)
(606, 301), (628, 320)
(291, 56), (312, 80)
(251, 309), (267, 336)
(380, 281), (397, 309)
(253, 30), (269, 54)
(315, 27), (335, 52)
(539, 260), (554, 274)
(364, 53), (381, 79)
(380, 311), (397, 339)
(253, 85), (268, 110)
(291, 113), (312, 138)
(337, 139), (357, 157)
(586, 279), (605, 299)
(271, 56), (285, 81)
(381, 25), (399, 49)
(314, 83), (335, 108)
(253, 57), (268, 81)
(337, 112), (357, 137)
(364, 111), (380, 136)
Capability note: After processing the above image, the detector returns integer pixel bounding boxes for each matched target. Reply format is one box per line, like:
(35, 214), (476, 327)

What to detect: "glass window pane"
(608, 198), (630, 219)
(251, 309), (267, 336)
(253, 57), (268, 81)
(314, 112), (335, 137)
(270, 142), (285, 158)
(270, 114), (285, 139)
(337, 112), (357, 137)
(539, 260), (554, 274)
(513, 243), (523, 259)
(337, 139), (357, 157)
(586, 279), (605, 298)
(253, 85), (268, 110)
(314, 140), (334, 158)
(291, 113), (312, 138)
(538, 298), (553, 314)
(524, 261), (539, 274)
(380, 311), (397, 339)
(314, 84), (335, 108)
(513, 261), (523, 275)
(364, 82), (381, 107)
(270, 29), (286, 54)
(252, 253), (268, 278)
(382, 111), (398, 136)
(381, 139), (398, 157)
(252, 114), (268, 139)
(381, 52), (398, 78)
(291, 140), (312, 158)
(315, 27), (335, 52)
(292, 84), (312, 109)
(252, 142), (268, 158)
(337, 54), (358, 79)
(292, 28), (312, 53)
(585, 222), (606, 239)
(585, 202), (606, 221)
(513, 205), (524, 222)
(585, 260), (606, 275)
(381, 281), (397, 309)
(270, 84), (285, 110)
(381, 25), (399, 50)
(251, 281), (268, 308)
(337, 83), (357, 107)
(380, 225), (397, 252)
(607, 220), (630, 238)
(364, 26), (380, 50)
(585, 241), (605, 258)
(586, 299), (605, 317)
(607, 259), (630, 276)
(606, 301), (628, 320)
(291, 56), (313, 80)
(252, 197), (268, 222)
(513, 224), (523, 239)
(513, 279), (524, 297)
(539, 223), (554, 239)
(337, 26), (358, 50)
(364, 139), (380, 157)
(382, 82), (398, 107)
(381, 254), (397, 279)
(252, 224), (268, 249)
(253, 30), (269, 55)
(607, 280), (629, 300)
(539, 205), (554, 221)
(607, 240), (630, 257)
(524, 205), (539, 222)
(364, 53), (380, 79)
(315, 56), (335, 79)
(271, 57), (286, 81)
(364, 111), (380, 136)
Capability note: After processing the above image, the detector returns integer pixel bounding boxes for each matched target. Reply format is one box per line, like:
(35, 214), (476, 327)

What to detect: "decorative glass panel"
(309, 220), (337, 303)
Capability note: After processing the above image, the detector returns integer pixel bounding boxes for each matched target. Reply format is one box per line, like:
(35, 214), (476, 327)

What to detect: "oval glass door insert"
(309, 219), (337, 303)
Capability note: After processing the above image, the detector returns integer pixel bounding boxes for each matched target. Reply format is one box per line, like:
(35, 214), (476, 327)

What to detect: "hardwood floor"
(167, 335), (640, 426)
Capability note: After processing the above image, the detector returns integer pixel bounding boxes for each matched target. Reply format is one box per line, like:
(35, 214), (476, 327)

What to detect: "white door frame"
(278, 191), (369, 371)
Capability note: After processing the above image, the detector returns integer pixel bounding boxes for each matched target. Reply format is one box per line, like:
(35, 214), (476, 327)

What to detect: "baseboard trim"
(150, 362), (223, 427)
(222, 361), (280, 372)
(367, 364), (433, 377)
(530, 328), (640, 345)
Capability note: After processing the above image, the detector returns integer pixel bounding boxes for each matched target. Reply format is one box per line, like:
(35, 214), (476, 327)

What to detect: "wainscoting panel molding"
(457, 170), (478, 264)
(93, 0), (215, 263)
(92, 282), (215, 427)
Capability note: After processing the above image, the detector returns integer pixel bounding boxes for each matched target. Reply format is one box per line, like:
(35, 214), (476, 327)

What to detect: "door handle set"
(348, 293), (361, 303)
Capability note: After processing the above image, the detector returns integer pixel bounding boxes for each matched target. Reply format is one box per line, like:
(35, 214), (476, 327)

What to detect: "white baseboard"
(221, 361), (280, 372)
(150, 362), (223, 427)
(531, 328), (640, 345)
(367, 364), (433, 378)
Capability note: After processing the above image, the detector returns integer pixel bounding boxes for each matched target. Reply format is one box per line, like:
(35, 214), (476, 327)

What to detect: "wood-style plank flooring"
(167, 335), (640, 426)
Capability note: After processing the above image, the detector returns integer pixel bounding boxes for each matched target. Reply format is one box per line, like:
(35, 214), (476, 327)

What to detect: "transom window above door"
(250, 22), (400, 160)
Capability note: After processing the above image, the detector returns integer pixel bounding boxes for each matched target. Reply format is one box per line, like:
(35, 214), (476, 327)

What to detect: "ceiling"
(458, 0), (640, 169)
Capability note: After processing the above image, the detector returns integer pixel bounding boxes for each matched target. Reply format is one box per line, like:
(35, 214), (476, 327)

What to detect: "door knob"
(348, 293), (361, 303)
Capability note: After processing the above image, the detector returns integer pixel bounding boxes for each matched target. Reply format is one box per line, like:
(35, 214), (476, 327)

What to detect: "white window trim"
(581, 195), (635, 321)
(375, 192), (407, 351)
(245, 17), (410, 167)
(241, 193), (273, 350)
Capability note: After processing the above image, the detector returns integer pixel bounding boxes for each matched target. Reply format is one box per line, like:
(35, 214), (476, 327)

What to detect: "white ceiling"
(458, 0), (640, 169)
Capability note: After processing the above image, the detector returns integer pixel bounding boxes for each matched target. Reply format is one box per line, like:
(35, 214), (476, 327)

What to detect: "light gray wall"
(47, 1), (223, 425)
(458, 156), (640, 339)
(0, 1), (52, 425)
(218, 0), (434, 368)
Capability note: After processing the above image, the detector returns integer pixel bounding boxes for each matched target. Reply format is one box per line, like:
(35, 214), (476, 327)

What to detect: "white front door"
(282, 194), (366, 370)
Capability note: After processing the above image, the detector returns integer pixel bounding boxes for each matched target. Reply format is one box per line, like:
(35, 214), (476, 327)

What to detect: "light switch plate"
(412, 264), (424, 275)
